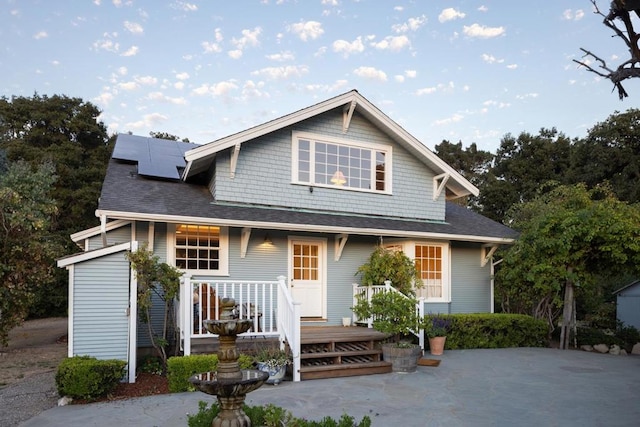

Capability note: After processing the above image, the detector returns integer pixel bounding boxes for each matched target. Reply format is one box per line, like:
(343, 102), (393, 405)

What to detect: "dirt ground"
(0, 317), (68, 388)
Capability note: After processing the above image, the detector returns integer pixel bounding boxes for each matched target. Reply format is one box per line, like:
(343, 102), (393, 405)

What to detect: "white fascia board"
(70, 219), (133, 243)
(96, 209), (515, 246)
(184, 91), (360, 164)
(57, 241), (132, 268)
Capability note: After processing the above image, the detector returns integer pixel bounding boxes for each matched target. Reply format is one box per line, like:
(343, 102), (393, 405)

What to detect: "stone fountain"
(189, 297), (269, 427)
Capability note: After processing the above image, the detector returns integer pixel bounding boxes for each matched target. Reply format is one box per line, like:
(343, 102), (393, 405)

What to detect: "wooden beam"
(230, 143), (241, 178)
(240, 227), (251, 258)
(342, 100), (357, 133)
(481, 244), (498, 267)
(433, 173), (450, 200)
(335, 234), (348, 261)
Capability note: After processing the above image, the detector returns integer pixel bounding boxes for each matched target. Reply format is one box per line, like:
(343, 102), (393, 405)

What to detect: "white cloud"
(136, 76), (157, 85)
(228, 49), (243, 59)
(251, 65), (309, 80)
(395, 75), (405, 83)
(478, 5), (488, 12)
(370, 35), (410, 52)
(93, 33), (120, 53)
(266, 51), (295, 61)
(202, 29), (224, 53)
(483, 100), (510, 108)
(124, 21), (143, 34)
(392, 15), (427, 33)
(241, 80), (269, 99)
(118, 66), (127, 75)
(93, 91), (114, 106)
(562, 9), (585, 21)
(173, 1), (198, 11)
(438, 8), (465, 23)
(332, 37), (365, 57)
(33, 31), (48, 40)
(174, 81), (185, 90)
(481, 53), (504, 64)
(175, 72), (190, 80)
(353, 66), (387, 82)
(506, 64), (518, 69)
(231, 27), (262, 53)
(416, 87), (437, 95)
(321, 0), (338, 5)
(516, 93), (539, 100)
(121, 46), (138, 56)
(192, 81), (238, 97)
(289, 21), (324, 41)
(405, 70), (417, 78)
(433, 113), (464, 126)
(463, 23), (505, 38)
(125, 112), (168, 130)
(147, 92), (187, 105)
(118, 81), (138, 91)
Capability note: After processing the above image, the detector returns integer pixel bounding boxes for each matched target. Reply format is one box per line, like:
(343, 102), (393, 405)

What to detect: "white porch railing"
(178, 275), (302, 382)
(352, 280), (425, 350)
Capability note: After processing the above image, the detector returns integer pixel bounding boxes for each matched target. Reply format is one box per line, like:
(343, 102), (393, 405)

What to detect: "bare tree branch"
(576, 0), (640, 99)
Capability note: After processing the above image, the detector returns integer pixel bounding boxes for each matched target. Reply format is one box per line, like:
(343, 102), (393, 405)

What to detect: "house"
(57, 90), (517, 382)
(614, 280), (640, 330)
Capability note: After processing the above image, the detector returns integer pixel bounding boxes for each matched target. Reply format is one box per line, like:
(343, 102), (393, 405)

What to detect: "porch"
(178, 276), (422, 381)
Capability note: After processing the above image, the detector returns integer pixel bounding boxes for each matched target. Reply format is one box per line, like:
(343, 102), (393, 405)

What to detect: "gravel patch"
(0, 371), (59, 427)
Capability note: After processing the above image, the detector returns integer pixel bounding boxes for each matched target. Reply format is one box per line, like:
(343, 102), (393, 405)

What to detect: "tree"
(495, 184), (640, 349)
(476, 128), (572, 222)
(0, 94), (111, 317)
(149, 131), (190, 142)
(570, 109), (640, 204)
(126, 244), (182, 371)
(434, 140), (493, 209)
(574, 0), (640, 99)
(0, 160), (59, 346)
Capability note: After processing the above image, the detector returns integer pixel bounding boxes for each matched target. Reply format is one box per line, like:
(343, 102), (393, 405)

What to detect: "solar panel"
(112, 134), (194, 180)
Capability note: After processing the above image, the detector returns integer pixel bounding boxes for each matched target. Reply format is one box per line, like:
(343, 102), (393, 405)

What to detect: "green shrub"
(577, 323), (640, 351)
(167, 354), (254, 393)
(188, 401), (372, 427)
(430, 313), (548, 350)
(55, 356), (127, 401)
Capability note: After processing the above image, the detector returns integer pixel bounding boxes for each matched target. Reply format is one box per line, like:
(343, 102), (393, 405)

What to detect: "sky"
(2, 0), (639, 153)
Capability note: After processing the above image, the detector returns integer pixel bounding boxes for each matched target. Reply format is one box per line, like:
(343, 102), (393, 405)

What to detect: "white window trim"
(385, 240), (451, 303)
(166, 224), (229, 276)
(291, 131), (393, 194)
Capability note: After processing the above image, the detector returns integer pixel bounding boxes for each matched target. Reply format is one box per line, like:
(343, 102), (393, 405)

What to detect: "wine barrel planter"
(381, 343), (422, 373)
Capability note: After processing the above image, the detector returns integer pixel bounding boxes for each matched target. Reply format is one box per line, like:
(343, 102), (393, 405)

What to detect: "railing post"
(417, 297), (425, 350)
(351, 283), (359, 325)
(292, 300), (301, 383)
(181, 273), (192, 356)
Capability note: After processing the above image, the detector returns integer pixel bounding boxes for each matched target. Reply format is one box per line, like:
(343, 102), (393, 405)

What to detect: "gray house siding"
(616, 281), (640, 330)
(87, 224), (132, 250)
(71, 251), (130, 361)
(213, 110), (445, 221)
(450, 243), (491, 313)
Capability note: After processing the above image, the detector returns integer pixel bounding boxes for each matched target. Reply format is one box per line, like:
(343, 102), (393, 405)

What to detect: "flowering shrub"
(424, 313), (451, 338)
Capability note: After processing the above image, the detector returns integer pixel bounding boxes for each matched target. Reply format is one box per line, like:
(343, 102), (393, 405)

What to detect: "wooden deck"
(190, 325), (394, 380)
(299, 326), (392, 380)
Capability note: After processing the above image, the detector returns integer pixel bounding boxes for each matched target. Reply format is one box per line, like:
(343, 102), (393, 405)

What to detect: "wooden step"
(300, 349), (381, 360)
(300, 361), (392, 380)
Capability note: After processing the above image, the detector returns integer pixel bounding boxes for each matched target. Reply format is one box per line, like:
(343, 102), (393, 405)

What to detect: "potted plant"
(253, 347), (291, 385)
(352, 290), (424, 372)
(424, 313), (451, 356)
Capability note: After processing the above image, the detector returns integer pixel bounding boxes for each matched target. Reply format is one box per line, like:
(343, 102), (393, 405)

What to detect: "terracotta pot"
(429, 336), (446, 355)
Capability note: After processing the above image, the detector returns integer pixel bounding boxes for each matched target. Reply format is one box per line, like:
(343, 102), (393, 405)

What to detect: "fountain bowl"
(190, 369), (269, 398)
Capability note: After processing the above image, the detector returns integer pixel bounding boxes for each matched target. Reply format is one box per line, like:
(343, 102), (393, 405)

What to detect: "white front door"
(289, 238), (326, 318)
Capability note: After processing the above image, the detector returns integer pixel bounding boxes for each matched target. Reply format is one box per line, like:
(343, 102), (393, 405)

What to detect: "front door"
(289, 238), (326, 318)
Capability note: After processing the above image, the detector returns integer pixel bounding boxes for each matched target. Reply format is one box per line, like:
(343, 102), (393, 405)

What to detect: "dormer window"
(293, 131), (391, 194)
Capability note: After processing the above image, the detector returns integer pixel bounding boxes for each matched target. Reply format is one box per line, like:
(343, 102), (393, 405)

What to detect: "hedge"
(55, 356), (127, 400)
(167, 353), (254, 393)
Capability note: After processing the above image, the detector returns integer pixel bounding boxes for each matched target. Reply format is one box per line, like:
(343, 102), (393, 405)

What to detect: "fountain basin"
(203, 318), (254, 336)
(190, 369), (269, 398)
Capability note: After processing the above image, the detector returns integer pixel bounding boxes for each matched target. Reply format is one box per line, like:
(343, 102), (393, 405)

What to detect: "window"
(415, 244), (443, 298)
(385, 241), (450, 302)
(294, 132), (391, 193)
(292, 243), (319, 280)
(174, 224), (228, 274)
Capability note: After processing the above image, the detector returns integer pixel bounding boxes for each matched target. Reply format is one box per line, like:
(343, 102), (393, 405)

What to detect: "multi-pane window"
(175, 224), (220, 270)
(292, 243), (319, 280)
(295, 134), (390, 193)
(414, 244), (443, 298)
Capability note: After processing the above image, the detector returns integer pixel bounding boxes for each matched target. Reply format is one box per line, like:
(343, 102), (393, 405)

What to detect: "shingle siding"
(213, 109), (445, 221)
(450, 244), (491, 313)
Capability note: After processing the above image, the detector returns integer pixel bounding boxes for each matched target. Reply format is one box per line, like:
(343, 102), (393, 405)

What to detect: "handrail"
(277, 275), (301, 382)
(353, 280), (424, 350)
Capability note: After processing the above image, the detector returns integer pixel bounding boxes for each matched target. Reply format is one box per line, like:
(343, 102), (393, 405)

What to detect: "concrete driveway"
(20, 347), (640, 427)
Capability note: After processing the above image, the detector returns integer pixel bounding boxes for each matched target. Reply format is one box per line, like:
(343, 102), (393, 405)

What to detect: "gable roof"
(97, 160), (517, 244)
(183, 89), (478, 199)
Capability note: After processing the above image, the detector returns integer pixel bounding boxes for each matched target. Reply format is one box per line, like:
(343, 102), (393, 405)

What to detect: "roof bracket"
(433, 173), (450, 200)
(342, 100), (357, 133)
(481, 244), (498, 267)
(230, 143), (242, 179)
(240, 227), (251, 258)
(335, 233), (348, 261)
